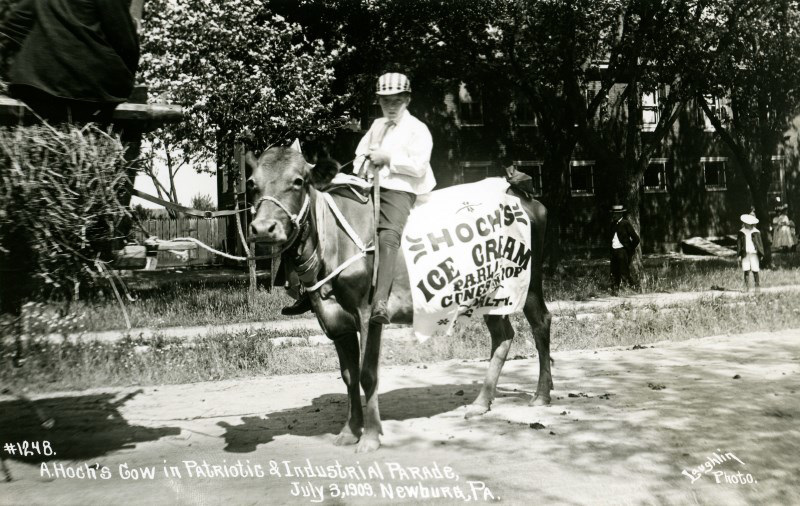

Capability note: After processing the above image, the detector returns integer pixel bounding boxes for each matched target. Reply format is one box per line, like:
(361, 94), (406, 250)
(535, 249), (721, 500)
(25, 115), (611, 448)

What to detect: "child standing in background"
(737, 214), (764, 292)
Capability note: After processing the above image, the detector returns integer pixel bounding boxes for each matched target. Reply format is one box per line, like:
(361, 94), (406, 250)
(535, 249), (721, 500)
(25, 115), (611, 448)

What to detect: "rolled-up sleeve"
(388, 125), (432, 177)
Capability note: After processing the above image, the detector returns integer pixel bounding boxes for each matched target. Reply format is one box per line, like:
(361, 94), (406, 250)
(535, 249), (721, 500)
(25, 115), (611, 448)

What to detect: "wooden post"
(236, 145), (258, 301)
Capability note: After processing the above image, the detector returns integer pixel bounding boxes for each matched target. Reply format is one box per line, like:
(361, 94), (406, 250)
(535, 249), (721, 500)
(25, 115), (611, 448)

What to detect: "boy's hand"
(367, 148), (391, 166)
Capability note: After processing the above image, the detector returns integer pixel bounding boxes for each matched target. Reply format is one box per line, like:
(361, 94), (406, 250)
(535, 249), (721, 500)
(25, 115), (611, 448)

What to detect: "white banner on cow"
(402, 178), (532, 341)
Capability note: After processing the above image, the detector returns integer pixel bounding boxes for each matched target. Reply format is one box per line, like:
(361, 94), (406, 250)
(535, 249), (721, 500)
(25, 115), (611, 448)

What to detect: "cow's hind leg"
(332, 331), (362, 445)
(465, 315), (514, 419)
(524, 291), (553, 405)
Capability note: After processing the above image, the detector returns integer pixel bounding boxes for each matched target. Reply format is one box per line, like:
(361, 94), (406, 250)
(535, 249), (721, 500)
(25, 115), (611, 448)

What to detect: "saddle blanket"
(402, 178), (533, 341)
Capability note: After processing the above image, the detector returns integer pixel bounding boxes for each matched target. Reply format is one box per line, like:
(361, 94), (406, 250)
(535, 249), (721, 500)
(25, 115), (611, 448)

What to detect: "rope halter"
(249, 193), (311, 258)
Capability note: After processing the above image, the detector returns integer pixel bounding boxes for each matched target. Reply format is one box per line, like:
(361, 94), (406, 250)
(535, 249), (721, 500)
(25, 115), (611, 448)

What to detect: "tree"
(487, 0), (619, 272)
(472, 0), (709, 276)
(139, 0), (348, 182)
(132, 203), (155, 222)
(272, 0), (716, 276)
(693, 0), (800, 266)
(190, 193), (215, 211)
(571, 0), (712, 279)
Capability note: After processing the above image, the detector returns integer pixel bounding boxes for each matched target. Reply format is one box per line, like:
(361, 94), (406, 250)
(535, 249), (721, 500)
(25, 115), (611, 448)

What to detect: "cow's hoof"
(355, 434), (380, 453)
(334, 431), (359, 446)
(464, 403), (490, 419)
(530, 394), (551, 407)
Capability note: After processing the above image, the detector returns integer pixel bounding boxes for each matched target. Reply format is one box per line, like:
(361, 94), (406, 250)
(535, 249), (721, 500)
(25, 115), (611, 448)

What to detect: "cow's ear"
(309, 158), (341, 189)
(290, 138), (302, 153)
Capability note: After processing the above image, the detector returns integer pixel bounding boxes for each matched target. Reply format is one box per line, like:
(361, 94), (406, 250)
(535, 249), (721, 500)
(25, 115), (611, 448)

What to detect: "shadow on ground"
(216, 383), (489, 452)
(0, 390), (181, 464)
(421, 332), (800, 504)
(221, 332), (800, 504)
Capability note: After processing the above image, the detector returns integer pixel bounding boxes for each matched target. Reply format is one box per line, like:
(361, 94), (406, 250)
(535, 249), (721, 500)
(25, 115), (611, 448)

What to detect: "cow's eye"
(292, 177), (304, 188)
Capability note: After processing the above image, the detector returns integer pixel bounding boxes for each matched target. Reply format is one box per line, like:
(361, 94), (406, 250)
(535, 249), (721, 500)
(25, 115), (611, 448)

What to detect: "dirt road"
(2, 329), (799, 505)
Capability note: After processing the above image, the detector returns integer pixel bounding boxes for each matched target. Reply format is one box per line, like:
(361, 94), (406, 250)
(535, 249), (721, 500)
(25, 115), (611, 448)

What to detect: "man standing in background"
(610, 204), (640, 296)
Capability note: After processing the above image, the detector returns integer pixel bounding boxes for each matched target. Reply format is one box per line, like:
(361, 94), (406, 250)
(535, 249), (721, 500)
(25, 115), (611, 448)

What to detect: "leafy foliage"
(132, 203), (155, 222)
(190, 193), (215, 211)
(0, 124), (130, 298)
(690, 0), (800, 260)
(139, 0), (348, 174)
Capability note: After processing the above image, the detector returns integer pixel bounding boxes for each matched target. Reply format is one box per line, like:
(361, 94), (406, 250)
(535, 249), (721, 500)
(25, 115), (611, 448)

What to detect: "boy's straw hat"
(740, 214), (759, 225)
(376, 73), (411, 95)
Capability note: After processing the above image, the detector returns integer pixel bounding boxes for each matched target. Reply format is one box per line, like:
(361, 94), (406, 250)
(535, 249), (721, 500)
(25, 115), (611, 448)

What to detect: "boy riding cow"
(283, 72), (435, 323)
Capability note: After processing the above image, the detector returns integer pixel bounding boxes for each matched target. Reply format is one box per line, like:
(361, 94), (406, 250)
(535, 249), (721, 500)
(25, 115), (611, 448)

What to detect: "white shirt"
(611, 219), (624, 249)
(741, 228), (757, 253)
(353, 110), (436, 195)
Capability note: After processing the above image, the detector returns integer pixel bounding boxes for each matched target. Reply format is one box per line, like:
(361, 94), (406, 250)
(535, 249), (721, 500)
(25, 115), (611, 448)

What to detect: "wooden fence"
(133, 217), (230, 267)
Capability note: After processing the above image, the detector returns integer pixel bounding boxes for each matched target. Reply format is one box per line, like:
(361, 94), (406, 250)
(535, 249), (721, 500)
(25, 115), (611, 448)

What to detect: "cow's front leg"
(357, 320), (383, 453)
(333, 332), (362, 445)
(312, 296), (362, 445)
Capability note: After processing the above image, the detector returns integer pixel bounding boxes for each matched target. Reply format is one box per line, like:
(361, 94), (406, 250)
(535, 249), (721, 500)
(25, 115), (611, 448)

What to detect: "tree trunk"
(622, 158), (646, 288)
(541, 147), (574, 275)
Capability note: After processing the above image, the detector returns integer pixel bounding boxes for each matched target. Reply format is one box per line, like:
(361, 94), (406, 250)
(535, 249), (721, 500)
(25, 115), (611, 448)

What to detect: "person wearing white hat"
(771, 204), (796, 252)
(737, 213), (764, 292)
(609, 204), (640, 295)
(353, 71), (436, 324)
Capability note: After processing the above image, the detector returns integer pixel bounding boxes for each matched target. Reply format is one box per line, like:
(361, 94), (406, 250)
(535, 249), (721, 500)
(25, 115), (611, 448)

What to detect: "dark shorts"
(378, 190), (416, 235)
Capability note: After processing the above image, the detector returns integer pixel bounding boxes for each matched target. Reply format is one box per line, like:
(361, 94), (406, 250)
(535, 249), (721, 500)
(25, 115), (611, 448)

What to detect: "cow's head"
(246, 142), (312, 244)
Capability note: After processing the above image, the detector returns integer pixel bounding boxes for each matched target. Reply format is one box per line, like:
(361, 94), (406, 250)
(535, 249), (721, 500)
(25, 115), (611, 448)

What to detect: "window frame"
(702, 95), (723, 132)
(569, 160), (596, 197)
(512, 97), (537, 127)
(701, 156), (728, 191)
(641, 90), (659, 132)
(643, 158), (668, 193)
(458, 82), (484, 127)
(457, 160), (493, 185)
(769, 155), (785, 199)
(513, 160), (543, 197)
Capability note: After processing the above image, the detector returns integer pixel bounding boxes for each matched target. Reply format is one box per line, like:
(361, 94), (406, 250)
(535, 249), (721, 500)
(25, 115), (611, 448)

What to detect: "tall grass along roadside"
(4, 292), (799, 392)
(18, 254), (800, 335)
(0, 123), (129, 302)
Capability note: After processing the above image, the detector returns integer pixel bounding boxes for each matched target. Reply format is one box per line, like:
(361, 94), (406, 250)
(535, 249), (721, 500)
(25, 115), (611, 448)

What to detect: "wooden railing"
(132, 217), (230, 267)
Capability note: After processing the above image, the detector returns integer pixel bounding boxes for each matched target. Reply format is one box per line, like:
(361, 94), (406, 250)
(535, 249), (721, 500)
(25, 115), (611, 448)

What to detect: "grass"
(548, 253), (800, 301)
(4, 291), (800, 392)
(17, 252), (800, 335)
(17, 280), (302, 335)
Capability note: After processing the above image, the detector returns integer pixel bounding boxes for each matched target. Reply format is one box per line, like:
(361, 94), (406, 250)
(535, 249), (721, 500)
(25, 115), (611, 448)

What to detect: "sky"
(131, 154), (218, 209)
